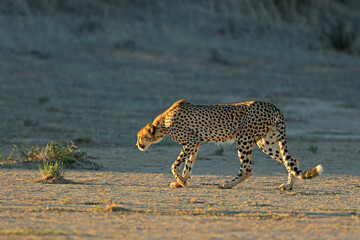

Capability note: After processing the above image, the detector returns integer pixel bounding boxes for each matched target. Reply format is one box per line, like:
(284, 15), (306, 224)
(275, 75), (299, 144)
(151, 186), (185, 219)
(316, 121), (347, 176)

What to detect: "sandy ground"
(1, 69), (360, 239)
(0, 138), (359, 239)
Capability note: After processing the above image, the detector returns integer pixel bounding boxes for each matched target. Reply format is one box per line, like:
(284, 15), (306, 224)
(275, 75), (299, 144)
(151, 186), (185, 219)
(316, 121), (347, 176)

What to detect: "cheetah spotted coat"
(137, 100), (323, 190)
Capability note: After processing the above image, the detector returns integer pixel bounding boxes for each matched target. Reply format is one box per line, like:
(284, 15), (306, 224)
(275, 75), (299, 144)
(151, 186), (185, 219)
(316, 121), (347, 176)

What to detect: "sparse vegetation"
(309, 145), (318, 154)
(214, 147), (224, 156)
(93, 204), (131, 213)
(27, 141), (86, 166)
(89, 200), (131, 213)
(0, 229), (67, 236)
(77, 18), (103, 33)
(0, 145), (17, 162)
(29, 49), (51, 60)
(38, 95), (51, 105)
(320, 19), (358, 54)
(209, 49), (229, 65)
(73, 137), (92, 145)
(0, 141), (86, 167)
(23, 118), (39, 127)
(114, 39), (137, 51)
(39, 162), (65, 183)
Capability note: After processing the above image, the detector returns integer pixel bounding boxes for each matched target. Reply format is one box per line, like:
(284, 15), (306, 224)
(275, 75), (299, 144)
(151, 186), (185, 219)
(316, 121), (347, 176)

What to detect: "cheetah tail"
(300, 165), (323, 179)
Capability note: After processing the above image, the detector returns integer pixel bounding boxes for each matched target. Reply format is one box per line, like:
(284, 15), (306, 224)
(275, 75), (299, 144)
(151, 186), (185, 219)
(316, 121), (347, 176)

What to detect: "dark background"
(0, 0), (359, 147)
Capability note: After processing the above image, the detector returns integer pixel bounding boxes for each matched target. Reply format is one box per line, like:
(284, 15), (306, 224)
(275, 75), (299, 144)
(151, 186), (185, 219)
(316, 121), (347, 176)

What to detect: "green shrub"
(0, 141), (86, 167)
(209, 49), (229, 65)
(309, 145), (318, 154)
(320, 19), (358, 54)
(26, 141), (86, 166)
(38, 95), (51, 105)
(39, 162), (64, 181)
(77, 18), (103, 33)
(214, 147), (224, 156)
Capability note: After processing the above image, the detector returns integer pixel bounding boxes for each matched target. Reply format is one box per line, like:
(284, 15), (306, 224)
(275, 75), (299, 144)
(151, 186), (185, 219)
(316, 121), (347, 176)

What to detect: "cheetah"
(136, 99), (323, 190)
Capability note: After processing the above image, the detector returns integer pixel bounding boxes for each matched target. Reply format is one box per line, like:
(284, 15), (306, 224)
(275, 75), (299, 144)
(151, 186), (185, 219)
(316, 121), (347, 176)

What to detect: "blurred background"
(0, 0), (359, 147)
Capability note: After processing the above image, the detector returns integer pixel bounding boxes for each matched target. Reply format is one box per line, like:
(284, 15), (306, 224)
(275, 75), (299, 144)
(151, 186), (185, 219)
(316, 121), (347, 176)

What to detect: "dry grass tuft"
(37, 162), (67, 184)
(102, 204), (131, 213)
(36, 175), (70, 184)
(92, 202), (131, 213)
(0, 141), (86, 167)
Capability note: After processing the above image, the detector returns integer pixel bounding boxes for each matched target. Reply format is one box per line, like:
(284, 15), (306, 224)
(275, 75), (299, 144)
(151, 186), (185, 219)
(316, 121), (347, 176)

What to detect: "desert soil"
(1, 58), (360, 239)
(0, 138), (359, 239)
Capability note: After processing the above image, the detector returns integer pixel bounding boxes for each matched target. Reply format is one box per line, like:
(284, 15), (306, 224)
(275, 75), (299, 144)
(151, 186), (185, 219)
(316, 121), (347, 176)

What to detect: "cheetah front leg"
(170, 146), (187, 188)
(219, 136), (255, 189)
(182, 144), (200, 183)
(280, 173), (296, 190)
(170, 144), (200, 188)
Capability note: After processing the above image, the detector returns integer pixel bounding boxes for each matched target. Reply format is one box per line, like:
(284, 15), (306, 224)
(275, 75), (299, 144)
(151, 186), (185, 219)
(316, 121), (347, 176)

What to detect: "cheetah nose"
(136, 142), (145, 149)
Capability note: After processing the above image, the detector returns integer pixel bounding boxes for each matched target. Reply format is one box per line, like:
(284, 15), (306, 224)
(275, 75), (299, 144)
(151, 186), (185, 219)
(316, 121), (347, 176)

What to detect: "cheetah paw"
(218, 182), (233, 189)
(170, 182), (185, 188)
(279, 184), (293, 191)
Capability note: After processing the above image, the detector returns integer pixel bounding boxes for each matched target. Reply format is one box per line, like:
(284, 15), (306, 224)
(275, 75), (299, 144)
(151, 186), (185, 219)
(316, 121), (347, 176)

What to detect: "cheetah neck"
(152, 116), (168, 136)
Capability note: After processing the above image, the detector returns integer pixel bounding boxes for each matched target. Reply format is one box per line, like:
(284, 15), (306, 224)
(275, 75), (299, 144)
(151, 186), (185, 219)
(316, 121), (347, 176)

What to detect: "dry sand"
(0, 138), (359, 239)
(1, 66), (360, 239)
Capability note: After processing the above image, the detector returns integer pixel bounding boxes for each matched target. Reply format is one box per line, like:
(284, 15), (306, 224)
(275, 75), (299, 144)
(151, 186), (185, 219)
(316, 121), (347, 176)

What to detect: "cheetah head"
(136, 123), (163, 151)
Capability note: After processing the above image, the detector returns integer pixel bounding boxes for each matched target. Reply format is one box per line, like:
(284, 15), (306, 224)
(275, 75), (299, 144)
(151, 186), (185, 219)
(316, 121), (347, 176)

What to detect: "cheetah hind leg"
(279, 173), (296, 190)
(256, 132), (299, 191)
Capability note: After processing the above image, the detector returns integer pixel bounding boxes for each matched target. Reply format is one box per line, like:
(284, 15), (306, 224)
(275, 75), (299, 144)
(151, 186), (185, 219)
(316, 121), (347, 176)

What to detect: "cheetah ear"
(146, 123), (156, 135)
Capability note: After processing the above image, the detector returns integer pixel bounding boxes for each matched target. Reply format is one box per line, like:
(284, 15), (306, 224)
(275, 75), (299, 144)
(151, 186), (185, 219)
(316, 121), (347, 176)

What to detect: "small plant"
(209, 49), (229, 65)
(309, 145), (318, 154)
(73, 137), (92, 145)
(23, 117), (39, 127)
(320, 19), (358, 54)
(214, 147), (224, 156)
(0, 229), (65, 236)
(91, 201), (130, 213)
(114, 39), (137, 51)
(77, 18), (103, 33)
(38, 95), (51, 105)
(0, 142), (86, 167)
(0, 143), (30, 163)
(0, 145), (16, 162)
(26, 141), (86, 166)
(29, 49), (51, 60)
(39, 162), (64, 182)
